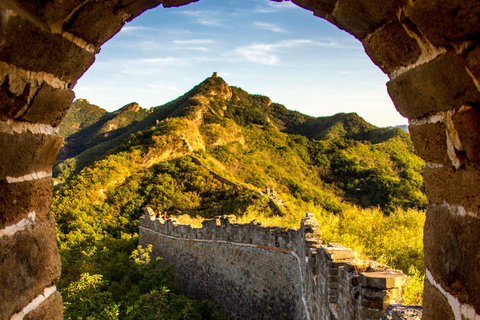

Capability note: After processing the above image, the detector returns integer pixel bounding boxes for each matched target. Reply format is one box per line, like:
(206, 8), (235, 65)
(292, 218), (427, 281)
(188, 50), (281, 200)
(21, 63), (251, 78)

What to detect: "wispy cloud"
(233, 39), (312, 65)
(254, 1), (297, 13)
(180, 10), (224, 26)
(142, 57), (188, 66)
(120, 25), (152, 33)
(173, 39), (215, 45)
(254, 21), (286, 33)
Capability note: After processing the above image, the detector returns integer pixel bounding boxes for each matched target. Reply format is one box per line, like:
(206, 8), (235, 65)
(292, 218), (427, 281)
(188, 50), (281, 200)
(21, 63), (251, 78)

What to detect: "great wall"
(139, 209), (420, 320)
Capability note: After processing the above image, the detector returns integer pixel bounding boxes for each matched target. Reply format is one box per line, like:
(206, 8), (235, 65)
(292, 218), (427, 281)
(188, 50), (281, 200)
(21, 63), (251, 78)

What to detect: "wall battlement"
(139, 209), (422, 320)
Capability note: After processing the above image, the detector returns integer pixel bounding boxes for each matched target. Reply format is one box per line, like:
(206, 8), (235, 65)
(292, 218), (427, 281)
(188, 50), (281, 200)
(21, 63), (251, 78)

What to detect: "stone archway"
(0, 0), (478, 319)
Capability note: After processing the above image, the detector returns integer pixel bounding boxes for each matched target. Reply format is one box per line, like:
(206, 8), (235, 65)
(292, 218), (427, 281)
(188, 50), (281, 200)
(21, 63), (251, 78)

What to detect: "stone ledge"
(0, 216), (61, 320)
(363, 21), (422, 75)
(0, 14), (95, 83)
(424, 162), (480, 213)
(24, 291), (63, 320)
(0, 131), (62, 180)
(424, 204), (480, 313)
(0, 177), (54, 230)
(360, 271), (407, 290)
(387, 52), (480, 119)
(406, 0), (480, 47)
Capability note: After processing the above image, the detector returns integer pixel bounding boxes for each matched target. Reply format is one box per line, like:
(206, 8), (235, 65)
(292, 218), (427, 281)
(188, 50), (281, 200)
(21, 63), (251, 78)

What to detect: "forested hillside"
(53, 75), (426, 318)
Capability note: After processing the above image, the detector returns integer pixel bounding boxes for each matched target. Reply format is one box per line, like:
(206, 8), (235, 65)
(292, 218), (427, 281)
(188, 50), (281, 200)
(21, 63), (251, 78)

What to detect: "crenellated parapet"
(139, 209), (421, 320)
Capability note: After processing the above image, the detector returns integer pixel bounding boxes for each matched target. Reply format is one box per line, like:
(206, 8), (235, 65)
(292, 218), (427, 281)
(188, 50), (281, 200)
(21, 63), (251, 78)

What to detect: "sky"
(73, 0), (407, 127)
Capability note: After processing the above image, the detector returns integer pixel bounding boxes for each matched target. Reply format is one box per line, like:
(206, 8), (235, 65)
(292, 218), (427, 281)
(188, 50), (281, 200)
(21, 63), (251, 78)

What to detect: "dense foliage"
(53, 75), (427, 316)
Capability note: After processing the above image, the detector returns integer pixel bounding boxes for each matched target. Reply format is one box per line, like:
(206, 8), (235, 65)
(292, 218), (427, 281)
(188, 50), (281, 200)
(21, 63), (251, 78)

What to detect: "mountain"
(55, 76), (415, 179)
(52, 75), (426, 318)
(55, 74), (425, 216)
(58, 98), (108, 139)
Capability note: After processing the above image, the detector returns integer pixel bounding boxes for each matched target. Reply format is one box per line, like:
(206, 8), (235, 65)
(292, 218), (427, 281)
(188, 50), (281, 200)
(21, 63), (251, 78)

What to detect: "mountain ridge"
(56, 75), (411, 178)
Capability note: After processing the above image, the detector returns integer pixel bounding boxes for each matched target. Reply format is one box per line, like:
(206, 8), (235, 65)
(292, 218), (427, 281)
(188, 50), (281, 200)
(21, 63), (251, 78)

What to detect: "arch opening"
(0, 0), (479, 319)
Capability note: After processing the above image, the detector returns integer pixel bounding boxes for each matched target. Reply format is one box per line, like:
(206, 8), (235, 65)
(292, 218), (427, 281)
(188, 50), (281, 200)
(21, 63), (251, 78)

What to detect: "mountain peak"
(117, 102), (141, 113)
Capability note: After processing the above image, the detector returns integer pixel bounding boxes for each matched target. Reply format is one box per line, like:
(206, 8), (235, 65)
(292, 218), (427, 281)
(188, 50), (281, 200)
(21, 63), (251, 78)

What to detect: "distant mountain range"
(55, 75), (425, 216)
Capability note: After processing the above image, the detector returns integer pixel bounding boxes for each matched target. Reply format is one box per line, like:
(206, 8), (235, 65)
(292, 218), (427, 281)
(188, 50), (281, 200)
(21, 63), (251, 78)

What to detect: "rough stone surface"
(424, 162), (480, 213)
(408, 122), (449, 164)
(0, 75), (31, 122)
(422, 279), (455, 320)
(140, 226), (305, 320)
(406, 0), (480, 47)
(424, 204), (480, 313)
(329, 0), (406, 40)
(467, 44), (480, 80)
(381, 304), (423, 320)
(24, 291), (63, 320)
(64, 1), (126, 47)
(162, 0), (199, 8)
(0, 177), (54, 230)
(451, 105), (480, 162)
(291, 0), (337, 18)
(0, 132), (62, 180)
(388, 52), (480, 119)
(0, 14), (95, 83)
(141, 213), (413, 320)
(363, 21), (422, 74)
(118, 0), (162, 22)
(19, 83), (75, 126)
(0, 216), (61, 320)
(7, 0), (84, 26)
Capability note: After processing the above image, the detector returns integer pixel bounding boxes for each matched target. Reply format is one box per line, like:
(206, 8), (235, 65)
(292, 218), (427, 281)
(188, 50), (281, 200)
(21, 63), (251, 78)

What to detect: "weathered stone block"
(0, 132), (62, 180)
(291, 0), (337, 17)
(19, 83), (75, 126)
(360, 271), (407, 290)
(162, 0), (199, 8)
(424, 204), (480, 312)
(329, 0), (407, 40)
(406, 0), (480, 47)
(467, 44), (480, 80)
(326, 249), (357, 260)
(388, 53), (480, 119)
(424, 162), (480, 212)
(361, 286), (404, 301)
(10, 0), (84, 26)
(64, 1), (126, 47)
(409, 122), (449, 164)
(24, 291), (63, 320)
(118, 0), (162, 22)
(0, 216), (61, 319)
(363, 21), (422, 74)
(381, 304), (423, 320)
(422, 279), (454, 320)
(0, 177), (54, 230)
(0, 15), (95, 83)
(451, 105), (480, 162)
(0, 76), (31, 122)
(359, 306), (387, 319)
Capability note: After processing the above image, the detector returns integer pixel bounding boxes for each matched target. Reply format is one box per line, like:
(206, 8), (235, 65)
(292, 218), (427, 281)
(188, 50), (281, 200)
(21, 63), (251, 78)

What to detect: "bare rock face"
(117, 102), (141, 113)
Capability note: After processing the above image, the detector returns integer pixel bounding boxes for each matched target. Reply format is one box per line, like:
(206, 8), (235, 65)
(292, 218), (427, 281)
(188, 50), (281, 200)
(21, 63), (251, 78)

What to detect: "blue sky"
(74, 0), (407, 127)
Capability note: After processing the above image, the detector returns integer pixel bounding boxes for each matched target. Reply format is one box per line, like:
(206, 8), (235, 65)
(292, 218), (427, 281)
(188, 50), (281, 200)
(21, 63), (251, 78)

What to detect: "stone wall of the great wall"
(139, 210), (420, 320)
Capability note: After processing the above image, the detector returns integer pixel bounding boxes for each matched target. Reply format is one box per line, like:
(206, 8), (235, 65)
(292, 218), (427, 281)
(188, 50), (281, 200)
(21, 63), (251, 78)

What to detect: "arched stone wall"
(0, 0), (478, 319)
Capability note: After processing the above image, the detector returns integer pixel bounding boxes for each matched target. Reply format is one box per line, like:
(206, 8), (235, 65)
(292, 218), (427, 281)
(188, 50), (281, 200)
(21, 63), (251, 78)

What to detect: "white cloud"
(254, 1), (297, 13)
(173, 39), (215, 45)
(120, 25), (152, 33)
(233, 39), (313, 65)
(254, 21), (286, 33)
(142, 57), (187, 66)
(180, 10), (224, 26)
